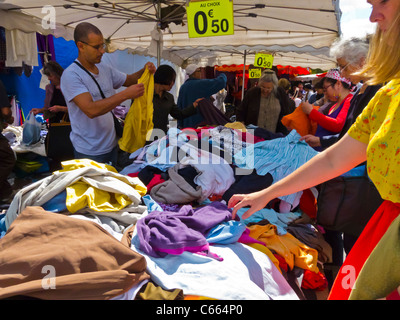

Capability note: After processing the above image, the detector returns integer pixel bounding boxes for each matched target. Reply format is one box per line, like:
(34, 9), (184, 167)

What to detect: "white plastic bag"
(22, 111), (41, 145)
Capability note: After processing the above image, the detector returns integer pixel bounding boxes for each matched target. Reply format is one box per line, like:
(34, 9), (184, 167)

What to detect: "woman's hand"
(301, 101), (313, 115)
(48, 105), (66, 113)
(228, 189), (271, 220)
(300, 134), (321, 147)
(31, 108), (42, 115)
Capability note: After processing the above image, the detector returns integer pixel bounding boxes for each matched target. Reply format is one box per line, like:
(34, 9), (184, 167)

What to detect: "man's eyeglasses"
(80, 41), (106, 51)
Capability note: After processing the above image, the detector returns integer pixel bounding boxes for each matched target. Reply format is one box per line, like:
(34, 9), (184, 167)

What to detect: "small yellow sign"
(248, 68), (262, 79)
(254, 53), (274, 69)
(187, 0), (234, 38)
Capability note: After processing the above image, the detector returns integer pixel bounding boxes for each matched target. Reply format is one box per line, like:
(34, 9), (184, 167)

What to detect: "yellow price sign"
(187, 0), (234, 38)
(254, 53), (274, 69)
(249, 68), (262, 79)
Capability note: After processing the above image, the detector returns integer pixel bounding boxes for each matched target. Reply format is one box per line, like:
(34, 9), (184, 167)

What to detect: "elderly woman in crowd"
(236, 69), (295, 134)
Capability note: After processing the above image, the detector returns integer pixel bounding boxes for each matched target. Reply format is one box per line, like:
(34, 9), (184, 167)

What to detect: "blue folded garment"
(41, 190), (67, 213)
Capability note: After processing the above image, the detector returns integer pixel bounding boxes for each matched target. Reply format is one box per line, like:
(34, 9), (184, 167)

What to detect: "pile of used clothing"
(0, 124), (333, 300)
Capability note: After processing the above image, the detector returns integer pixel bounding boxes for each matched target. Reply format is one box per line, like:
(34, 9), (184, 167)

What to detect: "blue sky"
(339, 0), (376, 38)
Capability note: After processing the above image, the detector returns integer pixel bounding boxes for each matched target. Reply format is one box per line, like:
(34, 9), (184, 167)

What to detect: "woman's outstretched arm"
(228, 133), (368, 220)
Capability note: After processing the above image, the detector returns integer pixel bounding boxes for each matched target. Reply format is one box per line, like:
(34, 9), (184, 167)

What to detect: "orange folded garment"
(248, 224), (319, 273)
(281, 103), (318, 136)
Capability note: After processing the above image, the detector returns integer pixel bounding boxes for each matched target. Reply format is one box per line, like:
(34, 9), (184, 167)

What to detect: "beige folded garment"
(0, 206), (150, 300)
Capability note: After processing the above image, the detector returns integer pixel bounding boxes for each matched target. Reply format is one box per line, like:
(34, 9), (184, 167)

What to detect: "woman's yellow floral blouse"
(348, 79), (400, 203)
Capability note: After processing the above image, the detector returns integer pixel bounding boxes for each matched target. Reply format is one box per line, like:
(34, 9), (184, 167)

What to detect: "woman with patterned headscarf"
(300, 69), (353, 151)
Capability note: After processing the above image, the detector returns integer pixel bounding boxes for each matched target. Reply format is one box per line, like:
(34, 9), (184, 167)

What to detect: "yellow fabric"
(248, 224), (319, 273)
(224, 121), (247, 131)
(119, 67), (154, 153)
(57, 159), (147, 213)
(135, 281), (184, 300)
(58, 158), (118, 173)
(348, 79), (400, 203)
(66, 181), (133, 213)
(247, 242), (281, 273)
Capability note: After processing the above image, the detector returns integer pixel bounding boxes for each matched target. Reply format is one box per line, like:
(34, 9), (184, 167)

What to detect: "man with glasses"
(61, 22), (156, 167)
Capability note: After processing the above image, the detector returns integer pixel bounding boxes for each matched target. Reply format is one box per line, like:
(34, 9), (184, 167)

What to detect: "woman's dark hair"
(314, 78), (325, 90)
(154, 65), (176, 85)
(43, 61), (64, 78)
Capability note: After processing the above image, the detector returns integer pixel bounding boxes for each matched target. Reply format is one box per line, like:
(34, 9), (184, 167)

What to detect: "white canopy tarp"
(0, 0), (341, 68)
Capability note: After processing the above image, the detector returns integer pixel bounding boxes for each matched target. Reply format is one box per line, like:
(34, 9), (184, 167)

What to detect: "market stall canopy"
(0, 0), (341, 69)
(276, 64), (311, 77)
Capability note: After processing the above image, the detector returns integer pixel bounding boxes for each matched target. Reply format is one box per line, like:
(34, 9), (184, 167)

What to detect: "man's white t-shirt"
(61, 60), (127, 156)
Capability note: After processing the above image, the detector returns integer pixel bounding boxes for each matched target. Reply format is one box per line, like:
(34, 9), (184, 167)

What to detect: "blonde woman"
(229, 0), (400, 300)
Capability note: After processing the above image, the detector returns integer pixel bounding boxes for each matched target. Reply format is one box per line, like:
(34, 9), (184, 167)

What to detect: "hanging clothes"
(5, 29), (38, 67)
(36, 33), (56, 65)
(119, 67), (154, 153)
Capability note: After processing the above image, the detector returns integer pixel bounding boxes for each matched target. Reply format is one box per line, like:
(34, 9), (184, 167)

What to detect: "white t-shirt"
(61, 60), (127, 155)
(294, 98), (302, 108)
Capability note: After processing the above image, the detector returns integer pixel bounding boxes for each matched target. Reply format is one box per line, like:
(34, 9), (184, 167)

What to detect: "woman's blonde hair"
(278, 78), (291, 91)
(358, 7), (400, 85)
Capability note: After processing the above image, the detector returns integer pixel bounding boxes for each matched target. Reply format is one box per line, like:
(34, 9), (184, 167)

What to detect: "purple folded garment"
(136, 201), (232, 258)
(112, 106), (128, 118)
(196, 98), (231, 126)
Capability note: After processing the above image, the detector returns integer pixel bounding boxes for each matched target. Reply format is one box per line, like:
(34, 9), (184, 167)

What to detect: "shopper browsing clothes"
(31, 61), (68, 123)
(60, 22), (156, 167)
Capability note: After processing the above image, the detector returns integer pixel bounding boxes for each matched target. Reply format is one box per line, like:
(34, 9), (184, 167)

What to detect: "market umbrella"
(0, 0), (340, 69)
